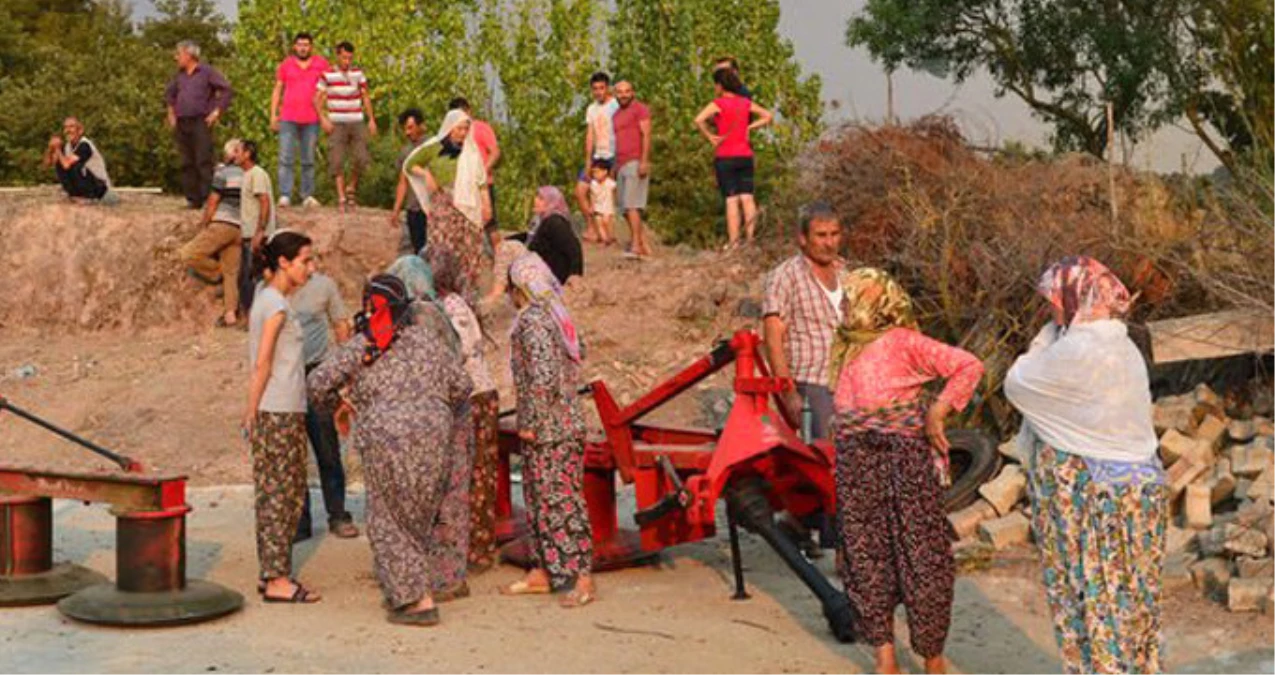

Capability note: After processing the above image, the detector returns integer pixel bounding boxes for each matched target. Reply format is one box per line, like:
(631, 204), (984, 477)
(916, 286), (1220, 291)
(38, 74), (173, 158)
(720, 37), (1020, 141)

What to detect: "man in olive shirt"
(389, 108), (428, 254)
(290, 271), (357, 540)
(237, 140), (276, 314)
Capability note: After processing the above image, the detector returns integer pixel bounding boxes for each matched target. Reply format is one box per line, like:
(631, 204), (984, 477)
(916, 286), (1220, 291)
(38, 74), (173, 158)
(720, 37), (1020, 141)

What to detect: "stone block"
(1163, 552), (1196, 593)
(1237, 556), (1273, 579)
(1223, 523), (1270, 558)
(1229, 418), (1258, 444)
(1194, 415), (1229, 455)
(1195, 383), (1224, 412)
(1154, 394), (1197, 434)
(1167, 458), (1208, 501)
(978, 464), (1028, 516)
(997, 438), (1027, 465)
(948, 499), (998, 540)
(1191, 557), (1233, 597)
(1159, 429), (1199, 467)
(1247, 467), (1274, 503)
(1256, 418), (1274, 437)
(1227, 577), (1271, 612)
(1165, 525), (1198, 557)
(1185, 484), (1213, 530)
(978, 512), (1032, 550)
(1230, 441), (1274, 478)
(1208, 459), (1237, 505)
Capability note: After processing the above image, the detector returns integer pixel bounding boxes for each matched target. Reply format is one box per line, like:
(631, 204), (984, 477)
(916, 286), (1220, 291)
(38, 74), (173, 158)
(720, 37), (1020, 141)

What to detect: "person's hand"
(241, 410), (257, 443)
(639, 160), (650, 178)
(251, 232), (265, 254)
(48, 135), (63, 150)
(518, 429), (536, 443)
(367, 119), (378, 136)
(321, 118), (335, 134)
(781, 389), (803, 420)
(334, 402), (355, 437)
(481, 203), (493, 224)
(270, 116), (280, 133)
(707, 134), (723, 147)
(165, 110), (176, 129)
(925, 400), (953, 455)
(205, 109), (221, 127)
(388, 211), (400, 228)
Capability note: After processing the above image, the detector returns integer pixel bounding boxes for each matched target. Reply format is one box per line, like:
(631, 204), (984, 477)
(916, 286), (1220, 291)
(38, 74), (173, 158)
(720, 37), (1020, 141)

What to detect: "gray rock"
(734, 297), (764, 319)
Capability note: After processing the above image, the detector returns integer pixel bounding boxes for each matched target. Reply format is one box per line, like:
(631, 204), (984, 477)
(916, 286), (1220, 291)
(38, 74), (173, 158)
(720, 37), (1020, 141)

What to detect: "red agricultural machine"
(495, 329), (999, 641)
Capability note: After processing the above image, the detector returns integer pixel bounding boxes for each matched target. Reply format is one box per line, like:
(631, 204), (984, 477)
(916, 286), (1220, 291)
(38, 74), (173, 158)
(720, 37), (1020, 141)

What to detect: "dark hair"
(714, 56), (739, 72)
(239, 139), (259, 162)
(398, 108), (425, 126)
(427, 248), (468, 298)
(294, 32), (314, 43)
(259, 231), (312, 273)
(448, 96), (470, 111)
(589, 71), (611, 86)
(335, 40), (354, 53)
(590, 158), (611, 171)
(713, 68), (744, 95)
(799, 201), (840, 236)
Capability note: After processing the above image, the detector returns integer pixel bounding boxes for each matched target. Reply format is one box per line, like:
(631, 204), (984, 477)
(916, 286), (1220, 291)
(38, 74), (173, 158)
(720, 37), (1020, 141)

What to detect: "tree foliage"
(609, 0), (823, 245)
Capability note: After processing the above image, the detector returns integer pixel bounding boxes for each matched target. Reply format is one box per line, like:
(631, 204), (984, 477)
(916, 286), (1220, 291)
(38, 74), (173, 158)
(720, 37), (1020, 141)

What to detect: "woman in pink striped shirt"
(828, 268), (983, 674)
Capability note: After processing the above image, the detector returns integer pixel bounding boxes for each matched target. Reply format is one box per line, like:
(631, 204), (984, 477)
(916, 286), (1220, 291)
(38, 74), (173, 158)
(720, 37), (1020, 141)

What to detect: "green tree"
(140, 0), (234, 63)
(609, 0), (823, 245)
(846, 0), (1273, 171)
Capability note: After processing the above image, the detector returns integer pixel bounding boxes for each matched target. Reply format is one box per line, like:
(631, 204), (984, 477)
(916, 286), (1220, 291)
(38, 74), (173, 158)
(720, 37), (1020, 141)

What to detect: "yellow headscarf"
(826, 267), (919, 388)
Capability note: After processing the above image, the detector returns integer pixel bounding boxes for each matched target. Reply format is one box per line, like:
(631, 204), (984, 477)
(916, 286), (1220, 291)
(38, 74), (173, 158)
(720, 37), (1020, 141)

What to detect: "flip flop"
(388, 606), (440, 626)
(434, 582), (470, 603)
(499, 580), (551, 596)
(262, 581), (321, 604)
(558, 587), (596, 609)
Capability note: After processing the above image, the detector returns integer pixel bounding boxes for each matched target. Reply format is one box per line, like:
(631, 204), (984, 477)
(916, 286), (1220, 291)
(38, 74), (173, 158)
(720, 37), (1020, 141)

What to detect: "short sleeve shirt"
(249, 286), (307, 413)
(613, 101), (650, 167)
(317, 64), (368, 124)
(239, 165), (276, 239)
(276, 55), (329, 124)
(589, 178), (616, 215)
(585, 98), (621, 160)
(470, 120), (499, 166)
(210, 164), (244, 227)
(762, 254), (845, 386)
(397, 138), (426, 212)
(289, 274), (350, 365)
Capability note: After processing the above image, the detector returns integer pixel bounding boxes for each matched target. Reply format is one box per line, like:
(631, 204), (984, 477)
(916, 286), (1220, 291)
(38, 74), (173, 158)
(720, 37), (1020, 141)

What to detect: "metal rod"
(0, 399), (139, 472)
(726, 505), (750, 600)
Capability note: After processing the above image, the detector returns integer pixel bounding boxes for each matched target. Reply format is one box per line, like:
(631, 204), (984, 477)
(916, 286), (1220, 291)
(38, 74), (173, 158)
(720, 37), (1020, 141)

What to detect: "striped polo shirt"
(317, 65), (368, 124)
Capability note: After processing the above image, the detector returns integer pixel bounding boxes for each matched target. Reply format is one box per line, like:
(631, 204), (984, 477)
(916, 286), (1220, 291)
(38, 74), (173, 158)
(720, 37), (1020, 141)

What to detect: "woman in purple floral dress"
(500, 253), (596, 608)
(307, 275), (473, 626)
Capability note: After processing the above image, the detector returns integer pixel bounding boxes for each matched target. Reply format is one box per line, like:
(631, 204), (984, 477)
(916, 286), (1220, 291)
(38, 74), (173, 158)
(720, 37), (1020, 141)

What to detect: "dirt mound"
(0, 188), (400, 333)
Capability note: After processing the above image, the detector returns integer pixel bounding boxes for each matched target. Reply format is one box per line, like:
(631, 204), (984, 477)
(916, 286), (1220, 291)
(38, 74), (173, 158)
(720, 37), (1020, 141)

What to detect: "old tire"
(943, 429), (1000, 512)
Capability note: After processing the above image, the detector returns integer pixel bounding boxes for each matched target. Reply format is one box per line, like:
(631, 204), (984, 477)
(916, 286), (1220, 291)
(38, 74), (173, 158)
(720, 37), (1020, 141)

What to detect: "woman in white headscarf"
(1004, 256), (1165, 674)
(403, 109), (491, 300)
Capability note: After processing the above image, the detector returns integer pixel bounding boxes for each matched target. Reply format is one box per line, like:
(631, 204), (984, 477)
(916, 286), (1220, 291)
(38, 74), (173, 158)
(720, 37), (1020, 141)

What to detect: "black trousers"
(298, 362), (350, 533)
(406, 209), (428, 254)
(175, 116), (214, 207)
(55, 165), (107, 200)
(237, 240), (257, 315)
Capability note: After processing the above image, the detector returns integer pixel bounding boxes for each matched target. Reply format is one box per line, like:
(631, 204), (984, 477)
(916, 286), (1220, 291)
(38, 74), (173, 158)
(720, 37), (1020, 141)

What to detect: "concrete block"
(978, 464), (1028, 516)
(1227, 577), (1271, 612)
(1154, 394), (1197, 434)
(1208, 459), (1237, 505)
(1223, 523), (1270, 558)
(1192, 557), (1233, 597)
(1230, 441), (1274, 478)
(997, 438), (1027, 465)
(948, 499), (998, 540)
(1165, 525), (1198, 557)
(1195, 383), (1224, 412)
(1229, 418), (1258, 444)
(1160, 429), (1199, 467)
(1185, 484), (1213, 530)
(1194, 415), (1229, 455)
(978, 512), (1032, 550)
(1167, 458), (1208, 501)
(1247, 467), (1274, 503)
(1163, 552), (1196, 593)
(1237, 478), (1254, 502)
(1237, 556), (1273, 579)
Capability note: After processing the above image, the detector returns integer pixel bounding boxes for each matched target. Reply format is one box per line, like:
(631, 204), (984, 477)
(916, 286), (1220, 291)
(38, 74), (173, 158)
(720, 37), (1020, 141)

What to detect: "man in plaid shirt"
(761, 202), (845, 440)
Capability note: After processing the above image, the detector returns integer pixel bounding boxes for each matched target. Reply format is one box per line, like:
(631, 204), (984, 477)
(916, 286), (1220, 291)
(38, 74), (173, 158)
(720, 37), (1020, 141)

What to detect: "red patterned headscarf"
(1037, 256), (1133, 327)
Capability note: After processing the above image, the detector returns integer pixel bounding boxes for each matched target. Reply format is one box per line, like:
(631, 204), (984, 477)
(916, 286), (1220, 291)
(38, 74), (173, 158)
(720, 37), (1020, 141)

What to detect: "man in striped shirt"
(315, 41), (377, 212)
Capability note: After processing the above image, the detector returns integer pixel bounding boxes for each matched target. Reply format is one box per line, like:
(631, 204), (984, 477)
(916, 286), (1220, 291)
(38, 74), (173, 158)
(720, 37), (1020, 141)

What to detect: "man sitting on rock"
(180, 139), (246, 328)
(43, 117), (115, 204)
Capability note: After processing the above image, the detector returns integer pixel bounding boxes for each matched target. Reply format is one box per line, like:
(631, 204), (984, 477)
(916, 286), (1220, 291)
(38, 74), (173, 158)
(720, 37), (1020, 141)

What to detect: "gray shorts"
(616, 160), (649, 211)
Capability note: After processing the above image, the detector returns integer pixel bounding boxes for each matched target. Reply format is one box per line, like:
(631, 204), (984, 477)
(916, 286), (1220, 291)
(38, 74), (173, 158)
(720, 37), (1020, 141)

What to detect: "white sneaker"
(278, 195), (291, 208)
(302, 196), (321, 208)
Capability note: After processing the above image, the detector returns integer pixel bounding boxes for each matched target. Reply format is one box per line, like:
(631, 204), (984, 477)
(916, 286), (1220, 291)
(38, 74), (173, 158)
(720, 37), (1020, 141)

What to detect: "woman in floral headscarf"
(1005, 256), (1165, 674)
(829, 267), (983, 675)
(500, 253), (596, 608)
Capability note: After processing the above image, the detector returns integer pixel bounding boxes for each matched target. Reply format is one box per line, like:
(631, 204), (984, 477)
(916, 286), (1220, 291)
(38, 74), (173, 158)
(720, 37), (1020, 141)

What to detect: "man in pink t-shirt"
(448, 97), (502, 250)
(270, 32), (329, 208)
(612, 80), (652, 258)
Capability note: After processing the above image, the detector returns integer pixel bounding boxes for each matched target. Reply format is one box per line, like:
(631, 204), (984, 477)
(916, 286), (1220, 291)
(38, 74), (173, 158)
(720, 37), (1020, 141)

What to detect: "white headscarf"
(402, 109), (487, 226)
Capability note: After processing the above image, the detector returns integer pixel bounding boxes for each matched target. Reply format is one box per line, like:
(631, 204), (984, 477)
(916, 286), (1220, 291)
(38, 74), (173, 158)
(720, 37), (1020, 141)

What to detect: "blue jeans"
(278, 121), (319, 201)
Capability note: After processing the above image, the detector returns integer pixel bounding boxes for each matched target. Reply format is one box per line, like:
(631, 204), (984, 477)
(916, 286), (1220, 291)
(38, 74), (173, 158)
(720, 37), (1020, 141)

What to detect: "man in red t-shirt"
(612, 80), (653, 258)
(449, 97), (502, 251)
(270, 32), (329, 208)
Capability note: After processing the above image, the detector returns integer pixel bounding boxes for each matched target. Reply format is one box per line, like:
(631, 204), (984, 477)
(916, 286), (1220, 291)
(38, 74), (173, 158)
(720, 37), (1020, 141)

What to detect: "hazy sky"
(135, 0), (1214, 173)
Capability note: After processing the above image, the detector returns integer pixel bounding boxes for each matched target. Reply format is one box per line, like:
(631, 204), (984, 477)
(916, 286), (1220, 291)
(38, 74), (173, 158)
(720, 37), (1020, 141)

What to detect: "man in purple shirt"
(165, 40), (233, 209)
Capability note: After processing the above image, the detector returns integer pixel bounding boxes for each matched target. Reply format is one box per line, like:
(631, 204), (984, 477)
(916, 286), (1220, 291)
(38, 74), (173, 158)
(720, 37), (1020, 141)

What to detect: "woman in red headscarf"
(1005, 256), (1165, 673)
(307, 274), (474, 626)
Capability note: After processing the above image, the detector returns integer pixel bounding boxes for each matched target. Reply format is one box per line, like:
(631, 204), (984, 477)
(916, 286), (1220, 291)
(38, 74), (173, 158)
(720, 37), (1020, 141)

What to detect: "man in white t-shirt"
(575, 71), (619, 242)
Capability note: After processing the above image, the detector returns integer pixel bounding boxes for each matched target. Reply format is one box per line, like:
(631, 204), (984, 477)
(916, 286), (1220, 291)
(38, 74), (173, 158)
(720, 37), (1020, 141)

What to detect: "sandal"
(262, 580), (321, 604)
(499, 579), (551, 596)
(388, 606), (439, 626)
(434, 582), (470, 603)
(558, 587), (596, 609)
(328, 519), (359, 539)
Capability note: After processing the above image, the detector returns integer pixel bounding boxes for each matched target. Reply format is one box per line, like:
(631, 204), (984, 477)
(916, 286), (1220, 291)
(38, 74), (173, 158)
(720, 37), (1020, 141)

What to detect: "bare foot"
(875, 644), (900, 674)
(924, 655), (947, 674)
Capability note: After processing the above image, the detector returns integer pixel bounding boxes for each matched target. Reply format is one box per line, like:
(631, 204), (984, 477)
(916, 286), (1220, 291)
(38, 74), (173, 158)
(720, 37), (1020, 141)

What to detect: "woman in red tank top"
(694, 67), (773, 250)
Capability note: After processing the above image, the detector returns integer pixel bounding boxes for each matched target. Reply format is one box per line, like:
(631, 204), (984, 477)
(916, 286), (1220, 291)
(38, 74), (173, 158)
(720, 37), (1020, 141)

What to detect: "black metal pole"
(726, 504), (750, 600)
(0, 399), (139, 472)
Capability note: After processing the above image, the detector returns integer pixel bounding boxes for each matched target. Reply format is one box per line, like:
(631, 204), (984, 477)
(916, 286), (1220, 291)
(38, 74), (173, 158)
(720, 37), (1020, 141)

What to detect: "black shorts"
(714, 156), (755, 198)
(484, 184), (498, 234)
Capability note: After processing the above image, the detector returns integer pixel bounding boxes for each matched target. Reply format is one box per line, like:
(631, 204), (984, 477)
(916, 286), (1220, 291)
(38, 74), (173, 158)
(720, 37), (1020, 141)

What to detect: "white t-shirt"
(589, 178), (616, 216)
(249, 286), (307, 413)
(585, 98), (620, 160)
(821, 283), (845, 322)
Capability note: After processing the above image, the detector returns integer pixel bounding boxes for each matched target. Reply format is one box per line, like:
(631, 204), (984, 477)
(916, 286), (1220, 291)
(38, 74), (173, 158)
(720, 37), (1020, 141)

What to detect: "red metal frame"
(497, 329), (837, 565)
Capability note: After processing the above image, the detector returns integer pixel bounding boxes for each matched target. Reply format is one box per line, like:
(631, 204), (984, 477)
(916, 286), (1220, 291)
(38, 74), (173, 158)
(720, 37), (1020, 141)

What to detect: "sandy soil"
(1, 193), (1272, 673)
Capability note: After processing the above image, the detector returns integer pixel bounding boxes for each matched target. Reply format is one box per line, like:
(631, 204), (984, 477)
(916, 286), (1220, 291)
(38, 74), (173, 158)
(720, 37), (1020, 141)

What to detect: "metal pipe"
(0, 398), (141, 472)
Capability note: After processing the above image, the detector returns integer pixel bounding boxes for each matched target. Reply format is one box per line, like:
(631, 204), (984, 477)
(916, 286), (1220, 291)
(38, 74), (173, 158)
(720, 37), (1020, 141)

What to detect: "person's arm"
(164, 77), (179, 128)
(198, 191), (222, 227)
(747, 101), (774, 131)
(306, 335), (364, 414)
(638, 114), (652, 177)
(900, 330), (985, 454)
(314, 86), (333, 133)
(361, 85), (377, 135)
(694, 102), (723, 145)
(252, 191), (270, 251)
(406, 150), (439, 192)
(206, 67), (232, 126)
(514, 316), (564, 443)
(269, 78), (284, 132)
(326, 282), (353, 343)
(243, 312), (284, 439)
(584, 117), (595, 168)
(53, 142), (87, 170)
(390, 171), (408, 227)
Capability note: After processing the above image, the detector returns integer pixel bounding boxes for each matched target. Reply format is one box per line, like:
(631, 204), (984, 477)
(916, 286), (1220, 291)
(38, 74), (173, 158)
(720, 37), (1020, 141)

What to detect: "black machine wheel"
(943, 429), (1001, 512)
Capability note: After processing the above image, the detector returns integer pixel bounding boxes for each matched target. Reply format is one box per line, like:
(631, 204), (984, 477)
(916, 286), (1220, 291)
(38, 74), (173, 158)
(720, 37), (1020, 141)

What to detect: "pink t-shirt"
(470, 120), (499, 165)
(713, 95), (753, 159)
(613, 101), (650, 167)
(276, 55), (330, 124)
(833, 327), (984, 413)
